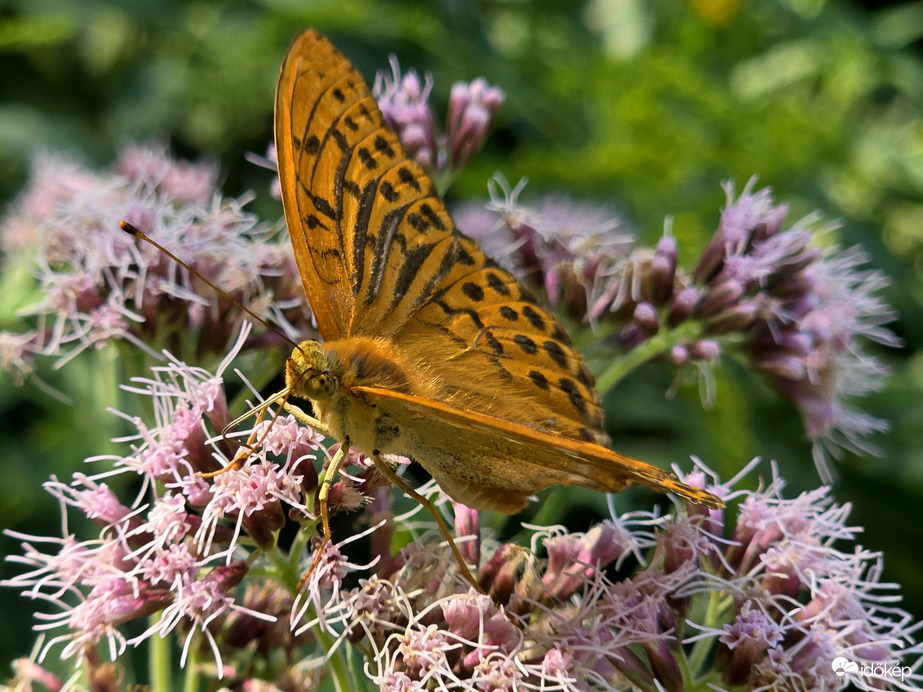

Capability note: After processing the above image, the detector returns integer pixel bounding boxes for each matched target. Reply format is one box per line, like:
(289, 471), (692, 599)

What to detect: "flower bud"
(447, 78), (505, 172)
(669, 344), (689, 366)
(453, 502), (481, 566)
(206, 560), (249, 591)
(696, 279), (745, 318)
(633, 302), (659, 336)
(479, 544), (527, 604)
(649, 236), (677, 304)
(689, 339), (721, 362)
(243, 499), (285, 548)
(705, 300), (759, 334)
(668, 287), (699, 326)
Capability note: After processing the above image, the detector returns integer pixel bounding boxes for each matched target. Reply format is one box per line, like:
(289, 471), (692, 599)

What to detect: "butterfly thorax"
(286, 337), (417, 454)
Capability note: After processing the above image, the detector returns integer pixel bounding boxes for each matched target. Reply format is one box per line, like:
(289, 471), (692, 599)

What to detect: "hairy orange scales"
(275, 28), (722, 556)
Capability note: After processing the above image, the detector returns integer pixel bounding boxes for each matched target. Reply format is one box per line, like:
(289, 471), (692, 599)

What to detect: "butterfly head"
(286, 341), (338, 402)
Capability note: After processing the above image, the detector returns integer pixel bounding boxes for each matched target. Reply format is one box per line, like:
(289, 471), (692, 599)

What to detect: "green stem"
(92, 345), (123, 453)
(183, 639), (201, 692)
(687, 588), (732, 675)
(595, 320), (704, 393)
(317, 624), (353, 692)
(149, 615), (172, 691)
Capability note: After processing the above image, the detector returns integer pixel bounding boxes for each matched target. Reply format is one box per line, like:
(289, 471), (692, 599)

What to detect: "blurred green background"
(2, 0), (923, 678)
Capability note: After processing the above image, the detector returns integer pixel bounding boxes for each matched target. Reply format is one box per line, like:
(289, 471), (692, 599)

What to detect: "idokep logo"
(831, 656), (912, 683)
(831, 657), (859, 676)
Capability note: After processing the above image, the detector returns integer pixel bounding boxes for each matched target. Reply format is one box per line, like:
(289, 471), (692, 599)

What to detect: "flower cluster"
(1, 45), (912, 690)
(0, 143), (312, 379)
(4, 328), (320, 681)
(373, 56), (504, 187)
(456, 177), (636, 320)
(4, 335), (921, 690)
(455, 178), (900, 479)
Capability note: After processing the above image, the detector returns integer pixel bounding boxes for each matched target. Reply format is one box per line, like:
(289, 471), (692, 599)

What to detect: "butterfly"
(273, 29), (722, 575)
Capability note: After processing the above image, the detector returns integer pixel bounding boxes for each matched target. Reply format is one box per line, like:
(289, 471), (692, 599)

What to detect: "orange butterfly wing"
(275, 29), (607, 443)
(276, 30), (469, 341)
(353, 385), (723, 510)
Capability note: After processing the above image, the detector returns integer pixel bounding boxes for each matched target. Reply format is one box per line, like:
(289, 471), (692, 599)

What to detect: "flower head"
(0, 143), (313, 380)
(374, 57), (504, 184)
(374, 58), (441, 175)
(3, 328), (316, 675)
(481, 176), (900, 477)
(456, 177), (635, 319)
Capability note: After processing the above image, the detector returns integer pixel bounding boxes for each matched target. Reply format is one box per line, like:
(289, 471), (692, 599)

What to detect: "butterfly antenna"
(120, 221), (312, 474)
(221, 387), (293, 438)
(119, 220), (300, 350)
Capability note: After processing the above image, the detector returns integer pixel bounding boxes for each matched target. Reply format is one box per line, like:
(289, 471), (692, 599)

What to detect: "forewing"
(355, 385), (723, 512)
(277, 30), (609, 443)
(276, 30), (470, 340)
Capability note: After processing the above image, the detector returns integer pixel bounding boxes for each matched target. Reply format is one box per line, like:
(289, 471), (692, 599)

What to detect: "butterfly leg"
(199, 400), (275, 478)
(296, 441), (349, 591)
(368, 450), (486, 596)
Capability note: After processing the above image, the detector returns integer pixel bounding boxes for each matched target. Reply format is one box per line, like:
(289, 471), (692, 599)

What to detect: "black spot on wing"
(528, 370), (549, 390)
(521, 305), (546, 332)
(558, 377), (586, 414)
(432, 300), (486, 330)
(551, 323), (573, 347)
(484, 330), (503, 355)
(304, 213), (328, 230)
(544, 340), (568, 369)
(358, 148), (377, 169)
(311, 195), (337, 221)
(486, 272), (511, 296)
(462, 282), (484, 302)
(514, 334), (537, 355)
(576, 364), (593, 387)
(407, 212), (432, 233)
(380, 181), (399, 203)
(420, 203), (447, 231)
(343, 180), (361, 198)
(374, 135), (396, 157)
(398, 166), (421, 192)
(518, 286), (539, 305)
(331, 128), (348, 151)
(456, 244), (477, 266)
(499, 306), (518, 321)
